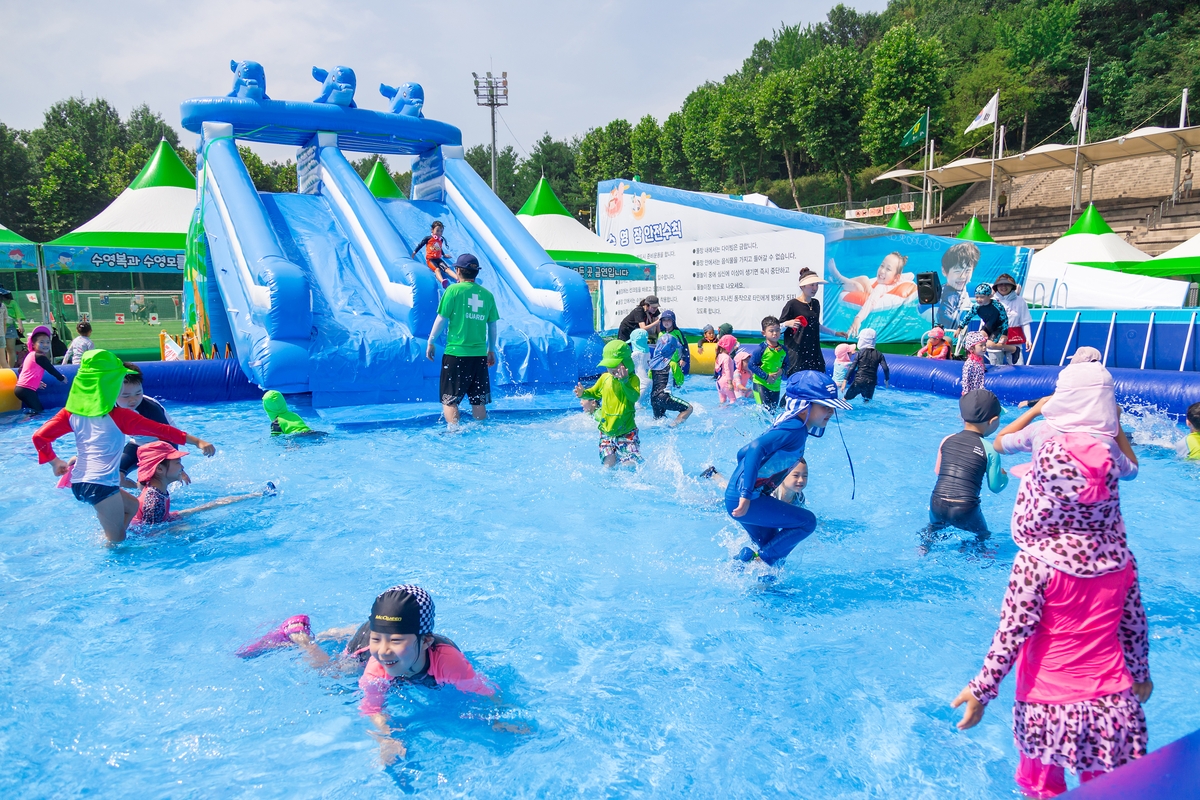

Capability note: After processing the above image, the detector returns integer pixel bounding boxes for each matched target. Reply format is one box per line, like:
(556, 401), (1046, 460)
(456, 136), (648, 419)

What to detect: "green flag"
(900, 112), (928, 148)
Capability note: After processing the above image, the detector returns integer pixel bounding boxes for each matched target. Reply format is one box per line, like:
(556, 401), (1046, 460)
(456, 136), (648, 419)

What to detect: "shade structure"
(0, 222), (37, 268)
(885, 209), (915, 232)
(517, 178), (655, 280)
(876, 123), (1200, 189)
(364, 161), (404, 199)
(1030, 204), (1150, 271)
(43, 140), (195, 272)
(956, 215), (995, 243)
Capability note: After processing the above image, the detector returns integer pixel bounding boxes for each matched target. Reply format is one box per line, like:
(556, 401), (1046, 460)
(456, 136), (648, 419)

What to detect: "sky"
(3, 0), (888, 168)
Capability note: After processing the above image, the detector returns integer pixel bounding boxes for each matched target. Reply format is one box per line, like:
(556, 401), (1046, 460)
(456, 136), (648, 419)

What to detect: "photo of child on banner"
(821, 235), (1026, 343)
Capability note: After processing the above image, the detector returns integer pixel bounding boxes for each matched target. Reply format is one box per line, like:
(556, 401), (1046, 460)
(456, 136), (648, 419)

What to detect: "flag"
(965, 92), (999, 133)
(900, 112), (927, 148)
(1070, 60), (1091, 131)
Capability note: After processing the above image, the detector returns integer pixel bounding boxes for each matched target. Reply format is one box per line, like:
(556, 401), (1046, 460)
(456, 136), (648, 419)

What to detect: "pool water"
(1, 384), (1198, 798)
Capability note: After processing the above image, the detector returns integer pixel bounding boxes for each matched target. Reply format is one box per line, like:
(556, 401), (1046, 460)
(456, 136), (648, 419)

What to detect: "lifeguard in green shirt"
(426, 254), (500, 425)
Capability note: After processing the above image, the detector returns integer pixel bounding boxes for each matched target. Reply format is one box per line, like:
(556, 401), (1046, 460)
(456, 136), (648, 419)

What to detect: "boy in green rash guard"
(262, 391), (315, 435)
(747, 316), (786, 412)
(575, 340), (642, 467)
(426, 254), (499, 426)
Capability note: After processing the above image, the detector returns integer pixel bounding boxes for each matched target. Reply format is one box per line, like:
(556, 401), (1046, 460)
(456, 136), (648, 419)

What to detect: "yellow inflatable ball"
(0, 368), (20, 413)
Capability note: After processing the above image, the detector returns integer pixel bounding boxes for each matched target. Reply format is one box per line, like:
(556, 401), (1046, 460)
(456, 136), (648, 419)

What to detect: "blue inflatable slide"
(180, 61), (600, 407)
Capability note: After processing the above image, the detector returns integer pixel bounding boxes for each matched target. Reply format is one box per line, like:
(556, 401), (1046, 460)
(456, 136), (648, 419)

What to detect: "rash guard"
(728, 416), (810, 500)
(579, 373), (640, 437)
(932, 429), (1008, 507)
(33, 407), (187, 486)
(17, 352), (65, 390)
(747, 342), (786, 390)
(359, 635), (495, 715)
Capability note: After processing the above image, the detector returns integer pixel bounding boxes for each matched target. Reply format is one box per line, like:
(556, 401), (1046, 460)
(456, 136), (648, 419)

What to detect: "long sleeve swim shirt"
(729, 417), (810, 500)
(359, 640), (495, 715)
(580, 373), (641, 437)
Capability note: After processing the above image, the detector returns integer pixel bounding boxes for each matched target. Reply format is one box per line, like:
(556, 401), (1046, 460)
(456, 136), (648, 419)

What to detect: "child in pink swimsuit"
(236, 584), (522, 764)
(14, 325), (66, 414)
(714, 334), (739, 404)
(953, 362), (1150, 798)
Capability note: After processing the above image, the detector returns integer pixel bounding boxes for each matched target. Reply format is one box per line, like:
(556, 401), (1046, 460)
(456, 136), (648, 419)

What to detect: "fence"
(800, 192), (927, 221)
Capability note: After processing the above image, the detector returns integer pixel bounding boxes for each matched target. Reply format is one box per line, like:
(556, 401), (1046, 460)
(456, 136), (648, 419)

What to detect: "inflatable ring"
(0, 368), (20, 413)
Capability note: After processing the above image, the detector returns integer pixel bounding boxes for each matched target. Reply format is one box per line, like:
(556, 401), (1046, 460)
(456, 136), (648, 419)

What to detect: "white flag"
(1070, 61), (1090, 131)
(965, 92), (999, 133)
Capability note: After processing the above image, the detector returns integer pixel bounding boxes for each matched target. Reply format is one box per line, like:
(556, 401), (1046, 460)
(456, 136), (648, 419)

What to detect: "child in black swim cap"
(236, 584), (521, 764)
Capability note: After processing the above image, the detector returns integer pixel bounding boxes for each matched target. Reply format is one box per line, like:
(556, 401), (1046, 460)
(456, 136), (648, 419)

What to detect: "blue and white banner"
(42, 245), (186, 273)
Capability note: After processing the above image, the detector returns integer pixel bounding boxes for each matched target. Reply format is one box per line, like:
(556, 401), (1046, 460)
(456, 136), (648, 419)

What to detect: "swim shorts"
(71, 481), (121, 506)
(650, 369), (689, 418)
(599, 429), (641, 464)
(440, 354), (491, 407)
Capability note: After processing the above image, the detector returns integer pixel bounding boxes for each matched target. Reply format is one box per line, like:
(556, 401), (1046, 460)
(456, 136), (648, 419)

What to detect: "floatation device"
(0, 369), (19, 413)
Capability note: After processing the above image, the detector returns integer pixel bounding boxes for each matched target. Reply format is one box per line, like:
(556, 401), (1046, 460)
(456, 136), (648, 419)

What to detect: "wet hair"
(761, 315), (780, 331)
(122, 362), (143, 385)
(941, 242), (980, 274)
(431, 221), (444, 231)
(1188, 401), (1200, 430)
(76, 321), (92, 336)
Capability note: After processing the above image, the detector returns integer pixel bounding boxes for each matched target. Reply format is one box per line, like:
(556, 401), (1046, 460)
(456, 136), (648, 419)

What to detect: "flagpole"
(988, 90), (998, 233)
(1069, 58), (1090, 225)
(921, 106), (930, 231)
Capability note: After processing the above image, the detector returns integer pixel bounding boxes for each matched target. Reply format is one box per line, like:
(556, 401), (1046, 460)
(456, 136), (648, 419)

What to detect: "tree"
(574, 127), (604, 205)
(599, 119), (633, 182)
(0, 123), (34, 234)
(30, 139), (99, 238)
(739, 22), (823, 79)
(681, 85), (724, 191)
(102, 141), (151, 198)
(239, 146), (277, 192)
(820, 4), (882, 49)
(659, 112), (691, 189)
(126, 104), (180, 150)
(630, 115), (661, 184)
(515, 133), (584, 213)
(796, 45), (868, 204)
(713, 80), (762, 190)
(753, 69), (805, 209)
(465, 143), (522, 210)
(860, 22), (946, 168)
(27, 97), (127, 179)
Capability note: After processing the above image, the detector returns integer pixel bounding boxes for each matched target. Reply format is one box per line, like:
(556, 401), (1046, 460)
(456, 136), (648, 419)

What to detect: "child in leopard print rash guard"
(953, 360), (1150, 798)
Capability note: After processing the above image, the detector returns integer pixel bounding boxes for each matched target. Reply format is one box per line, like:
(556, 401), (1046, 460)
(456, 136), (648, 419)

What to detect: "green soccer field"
(82, 319), (184, 358)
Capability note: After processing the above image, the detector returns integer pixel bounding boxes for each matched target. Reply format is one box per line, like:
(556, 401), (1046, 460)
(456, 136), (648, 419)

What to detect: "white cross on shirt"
(467, 294), (484, 313)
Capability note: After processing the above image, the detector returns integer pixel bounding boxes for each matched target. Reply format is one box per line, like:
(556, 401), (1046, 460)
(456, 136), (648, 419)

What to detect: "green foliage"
(236, 146), (297, 194)
(713, 81), (762, 189)
(861, 23), (946, 168)
(753, 69), (805, 208)
(630, 115), (662, 184)
(516, 133), (586, 214)
(796, 45), (868, 203)
(102, 142), (151, 198)
(658, 112), (691, 189)
(681, 85), (723, 191)
(126, 104), (180, 150)
(0, 123), (34, 232)
(465, 143), (523, 209)
(30, 139), (99, 239)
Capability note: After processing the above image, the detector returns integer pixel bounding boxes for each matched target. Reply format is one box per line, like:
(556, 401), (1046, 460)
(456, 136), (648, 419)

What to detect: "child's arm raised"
(109, 407), (216, 456)
(993, 396), (1049, 453)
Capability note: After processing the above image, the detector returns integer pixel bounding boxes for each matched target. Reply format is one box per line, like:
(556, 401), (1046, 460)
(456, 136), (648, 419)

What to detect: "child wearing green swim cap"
(575, 340), (643, 467)
(262, 390), (316, 435)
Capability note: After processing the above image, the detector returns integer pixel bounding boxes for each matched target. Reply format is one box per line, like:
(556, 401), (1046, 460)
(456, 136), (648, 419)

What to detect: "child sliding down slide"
(236, 585), (524, 765)
(33, 350), (216, 543)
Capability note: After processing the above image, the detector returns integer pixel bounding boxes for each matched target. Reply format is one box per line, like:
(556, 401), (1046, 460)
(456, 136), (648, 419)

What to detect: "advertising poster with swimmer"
(597, 179), (1030, 342)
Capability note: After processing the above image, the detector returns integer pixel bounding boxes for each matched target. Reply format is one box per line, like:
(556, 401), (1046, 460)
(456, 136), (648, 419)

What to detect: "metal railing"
(800, 192), (928, 221)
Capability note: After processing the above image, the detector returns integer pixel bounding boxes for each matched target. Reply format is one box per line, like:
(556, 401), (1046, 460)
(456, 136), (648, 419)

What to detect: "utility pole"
(472, 71), (508, 193)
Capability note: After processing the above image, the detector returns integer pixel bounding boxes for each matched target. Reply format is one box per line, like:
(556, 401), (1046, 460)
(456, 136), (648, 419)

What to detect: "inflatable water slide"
(180, 61), (599, 407)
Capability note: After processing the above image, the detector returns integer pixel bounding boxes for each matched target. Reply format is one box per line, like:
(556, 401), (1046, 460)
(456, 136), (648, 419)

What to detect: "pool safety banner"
(42, 245), (186, 273)
(563, 263), (656, 281)
(597, 179), (1030, 341)
(600, 230), (822, 333)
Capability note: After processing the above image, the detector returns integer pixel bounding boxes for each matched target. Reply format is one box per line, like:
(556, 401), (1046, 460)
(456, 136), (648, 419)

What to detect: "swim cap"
(963, 330), (989, 350)
(959, 389), (1001, 424)
(856, 328), (877, 349)
(930, 327), (945, 339)
(628, 328), (649, 353)
(702, 324), (715, 335)
(974, 282), (993, 297)
(370, 585), (435, 636)
(27, 325), (52, 350)
(717, 334), (739, 353)
(834, 343), (856, 361)
(659, 309), (676, 324)
(718, 323), (733, 337)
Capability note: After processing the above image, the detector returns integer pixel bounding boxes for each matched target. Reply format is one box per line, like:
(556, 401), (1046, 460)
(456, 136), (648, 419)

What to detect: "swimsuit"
(356, 634), (495, 715)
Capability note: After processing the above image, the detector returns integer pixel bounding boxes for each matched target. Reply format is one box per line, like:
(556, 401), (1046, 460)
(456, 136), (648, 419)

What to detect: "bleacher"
(919, 152), (1200, 255)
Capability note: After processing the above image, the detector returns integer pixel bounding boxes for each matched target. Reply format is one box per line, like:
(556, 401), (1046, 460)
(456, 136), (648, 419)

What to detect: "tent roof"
(1032, 206), (1150, 266)
(0, 222), (35, 246)
(956, 215), (995, 243)
(518, 177), (572, 217)
(1156, 230), (1200, 260)
(47, 140), (195, 249)
(884, 209), (914, 232)
(877, 123), (1200, 189)
(518, 213), (653, 266)
(364, 161), (405, 199)
(1063, 203), (1113, 236)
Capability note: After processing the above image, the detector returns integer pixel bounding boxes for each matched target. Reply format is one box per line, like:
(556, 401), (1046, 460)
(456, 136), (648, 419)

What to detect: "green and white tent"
(1030, 204), (1150, 270)
(43, 139), (195, 274)
(364, 161), (405, 199)
(884, 209), (915, 232)
(517, 178), (655, 281)
(955, 215), (995, 244)
(0, 222), (38, 269)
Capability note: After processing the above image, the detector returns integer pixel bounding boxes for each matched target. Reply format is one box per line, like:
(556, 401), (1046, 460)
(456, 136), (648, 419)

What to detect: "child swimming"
(236, 585), (515, 765)
(1182, 401), (1200, 460)
(961, 331), (988, 395)
(843, 328), (888, 402)
(725, 372), (850, 567)
(262, 390), (315, 434)
(14, 325), (66, 414)
(32, 350), (216, 543)
(924, 389), (1007, 546)
(832, 343), (856, 391)
(575, 340), (643, 466)
(130, 441), (274, 527)
(953, 369), (1149, 797)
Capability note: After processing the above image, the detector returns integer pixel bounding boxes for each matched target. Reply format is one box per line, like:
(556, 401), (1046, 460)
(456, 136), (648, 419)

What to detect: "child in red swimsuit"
(412, 221), (455, 288)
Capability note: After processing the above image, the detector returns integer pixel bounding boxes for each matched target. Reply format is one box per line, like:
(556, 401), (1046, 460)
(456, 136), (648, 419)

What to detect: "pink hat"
(137, 441), (188, 484)
(27, 325), (52, 351)
(930, 327), (945, 339)
(963, 331), (988, 350)
(834, 343), (856, 361)
(1042, 361), (1119, 438)
(717, 334), (738, 352)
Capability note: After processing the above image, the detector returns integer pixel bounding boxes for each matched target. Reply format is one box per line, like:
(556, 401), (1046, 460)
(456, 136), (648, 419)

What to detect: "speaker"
(916, 271), (942, 305)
